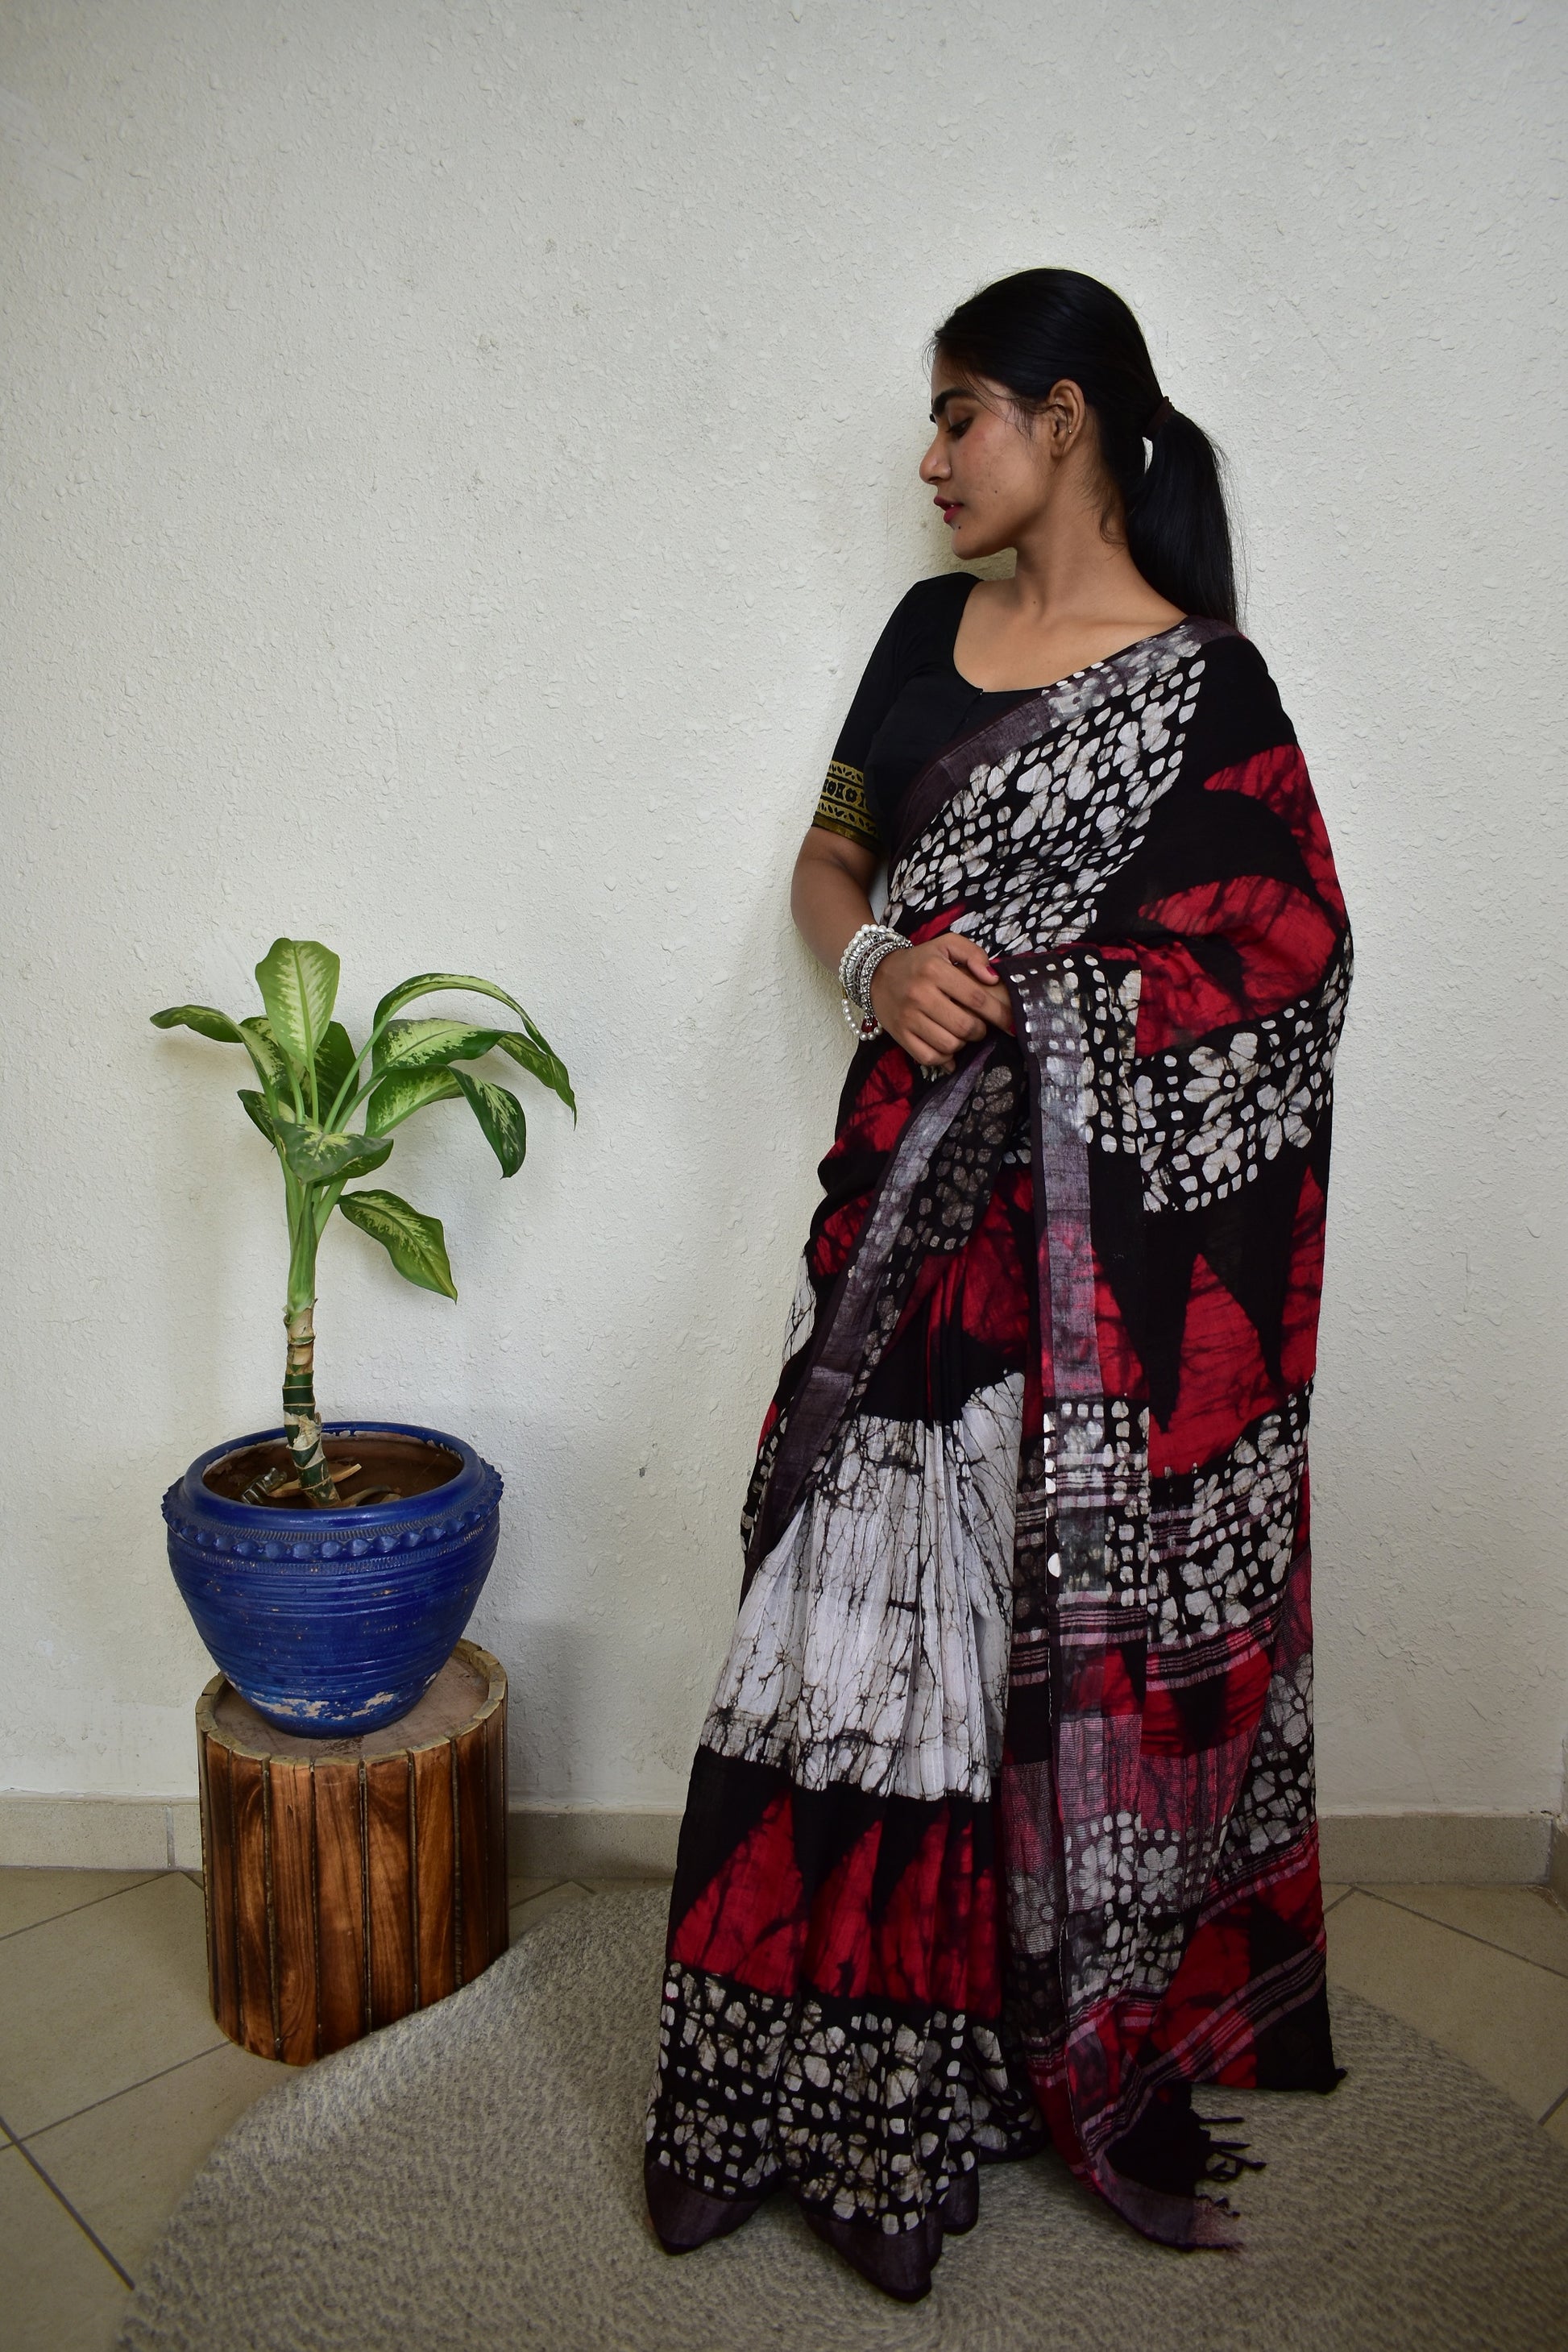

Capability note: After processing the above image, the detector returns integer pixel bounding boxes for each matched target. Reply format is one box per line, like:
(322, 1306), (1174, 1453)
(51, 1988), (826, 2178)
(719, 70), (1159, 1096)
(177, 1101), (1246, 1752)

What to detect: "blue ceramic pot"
(164, 1422), (503, 1736)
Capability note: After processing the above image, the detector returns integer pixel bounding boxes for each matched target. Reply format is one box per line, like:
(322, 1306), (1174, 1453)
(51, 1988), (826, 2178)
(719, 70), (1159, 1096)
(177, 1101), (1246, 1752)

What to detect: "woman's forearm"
(790, 831), (881, 978)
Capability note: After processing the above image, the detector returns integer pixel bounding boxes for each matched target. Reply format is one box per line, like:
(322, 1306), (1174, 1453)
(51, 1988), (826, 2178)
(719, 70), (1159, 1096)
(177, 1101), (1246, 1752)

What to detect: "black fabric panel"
(1002, 1678), (1054, 1765)
(1246, 1978), (1343, 2093)
(1094, 1147), (1309, 1432)
(1197, 1148), (1311, 1392)
(1095, 787), (1320, 935)
(1168, 631), (1296, 782)
(670, 1749), (790, 1927)
(1120, 1212), (1203, 1433)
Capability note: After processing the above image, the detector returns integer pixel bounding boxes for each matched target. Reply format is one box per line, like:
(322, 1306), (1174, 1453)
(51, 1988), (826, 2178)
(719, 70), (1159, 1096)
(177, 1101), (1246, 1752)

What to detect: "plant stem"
(282, 1303), (341, 1507)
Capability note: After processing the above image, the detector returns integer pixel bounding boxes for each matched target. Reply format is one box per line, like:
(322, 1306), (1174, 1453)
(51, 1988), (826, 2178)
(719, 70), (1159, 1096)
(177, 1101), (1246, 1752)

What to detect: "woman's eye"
(948, 419), (969, 439)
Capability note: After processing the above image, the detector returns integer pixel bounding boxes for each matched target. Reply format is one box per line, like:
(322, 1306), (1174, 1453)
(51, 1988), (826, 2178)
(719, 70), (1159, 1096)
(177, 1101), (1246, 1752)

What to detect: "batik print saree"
(645, 616), (1351, 2300)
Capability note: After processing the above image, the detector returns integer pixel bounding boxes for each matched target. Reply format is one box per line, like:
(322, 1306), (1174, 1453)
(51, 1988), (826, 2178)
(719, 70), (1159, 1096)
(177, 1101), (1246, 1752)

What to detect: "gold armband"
(812, 761), (881, 852)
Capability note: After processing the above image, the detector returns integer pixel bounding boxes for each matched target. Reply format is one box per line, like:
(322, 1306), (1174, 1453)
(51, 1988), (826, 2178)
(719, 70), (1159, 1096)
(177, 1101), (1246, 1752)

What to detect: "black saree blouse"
(811, 573), (1039, 857)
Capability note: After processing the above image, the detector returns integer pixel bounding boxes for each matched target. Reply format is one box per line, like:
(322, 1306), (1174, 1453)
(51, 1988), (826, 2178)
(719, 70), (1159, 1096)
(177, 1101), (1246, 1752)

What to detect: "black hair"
(932, 268), (1238, 628)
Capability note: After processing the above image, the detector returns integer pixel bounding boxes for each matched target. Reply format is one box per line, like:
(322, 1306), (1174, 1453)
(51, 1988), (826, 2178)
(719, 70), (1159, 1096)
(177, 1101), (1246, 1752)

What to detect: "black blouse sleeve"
(810, 591), (919, 854)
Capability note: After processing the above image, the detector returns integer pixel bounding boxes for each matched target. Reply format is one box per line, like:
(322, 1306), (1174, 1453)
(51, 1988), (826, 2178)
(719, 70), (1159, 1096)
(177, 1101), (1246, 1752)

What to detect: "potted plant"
(153, 939), (573, 1734)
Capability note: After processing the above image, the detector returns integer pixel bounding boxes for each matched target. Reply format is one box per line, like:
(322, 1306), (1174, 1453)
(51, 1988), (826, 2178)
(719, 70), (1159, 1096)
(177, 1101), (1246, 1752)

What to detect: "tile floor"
(2, 1868), (1566, 2349)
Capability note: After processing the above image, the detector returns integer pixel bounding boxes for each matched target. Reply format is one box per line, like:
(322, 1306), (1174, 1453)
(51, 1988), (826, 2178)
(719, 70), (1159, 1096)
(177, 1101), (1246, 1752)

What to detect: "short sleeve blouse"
(811, 575), (1040, 857)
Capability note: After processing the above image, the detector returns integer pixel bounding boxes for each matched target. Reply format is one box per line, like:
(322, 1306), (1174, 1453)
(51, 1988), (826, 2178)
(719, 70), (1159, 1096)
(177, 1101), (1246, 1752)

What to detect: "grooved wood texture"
(196, 1641), (508, 2064)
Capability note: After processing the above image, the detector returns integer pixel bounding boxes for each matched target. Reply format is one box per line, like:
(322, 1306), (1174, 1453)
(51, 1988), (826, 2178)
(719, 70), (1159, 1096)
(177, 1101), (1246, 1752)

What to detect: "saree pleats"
(645, 618), (1350, 2288)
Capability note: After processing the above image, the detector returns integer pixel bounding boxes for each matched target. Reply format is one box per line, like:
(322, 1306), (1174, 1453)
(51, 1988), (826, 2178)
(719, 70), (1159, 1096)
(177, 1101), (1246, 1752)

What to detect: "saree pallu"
(645, 617), (1351, 2294)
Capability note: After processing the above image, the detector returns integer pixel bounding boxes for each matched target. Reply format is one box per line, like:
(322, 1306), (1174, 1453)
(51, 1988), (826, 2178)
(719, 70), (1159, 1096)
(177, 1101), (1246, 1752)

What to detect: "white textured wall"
(2, 1), (1563, 1818)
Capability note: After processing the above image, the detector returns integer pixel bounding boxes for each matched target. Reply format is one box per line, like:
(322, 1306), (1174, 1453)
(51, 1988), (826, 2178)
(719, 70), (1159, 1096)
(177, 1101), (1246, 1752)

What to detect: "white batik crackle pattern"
(781, 1250), (817, 1366)
(885, 641), (1206, 956)
(704, 1375), (1025, 1803)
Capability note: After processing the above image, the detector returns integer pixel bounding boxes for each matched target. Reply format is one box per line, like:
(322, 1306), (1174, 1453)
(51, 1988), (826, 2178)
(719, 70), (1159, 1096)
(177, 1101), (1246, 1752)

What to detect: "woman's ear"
(1039, 376), (1089, 459)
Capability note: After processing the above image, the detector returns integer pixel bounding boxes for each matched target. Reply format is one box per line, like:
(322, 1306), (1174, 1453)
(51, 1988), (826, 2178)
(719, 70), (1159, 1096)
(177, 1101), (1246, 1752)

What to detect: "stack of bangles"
(837, 921), (910, 1040)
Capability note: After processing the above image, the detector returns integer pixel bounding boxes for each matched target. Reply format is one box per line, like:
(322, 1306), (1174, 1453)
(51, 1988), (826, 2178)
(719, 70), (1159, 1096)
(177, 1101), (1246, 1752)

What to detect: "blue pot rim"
(164, 1421), (503, 1562)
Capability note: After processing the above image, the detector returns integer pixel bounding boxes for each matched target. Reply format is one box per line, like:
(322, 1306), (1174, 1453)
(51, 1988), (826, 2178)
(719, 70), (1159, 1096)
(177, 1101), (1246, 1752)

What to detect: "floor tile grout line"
(1539, 2084), (1568, 2128)
(1322, 1887), (1353, 1916)
(15, 2033), (238, 2144)
(0, 1872), (165, 1943)
(1353, 1886), (1568, 1979)
(6, 2130), (135, 2289)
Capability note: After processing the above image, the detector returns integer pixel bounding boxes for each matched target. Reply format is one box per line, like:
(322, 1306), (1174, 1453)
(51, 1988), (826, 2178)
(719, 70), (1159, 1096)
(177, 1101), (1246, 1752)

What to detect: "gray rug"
(116, 1889), (1568, 2351)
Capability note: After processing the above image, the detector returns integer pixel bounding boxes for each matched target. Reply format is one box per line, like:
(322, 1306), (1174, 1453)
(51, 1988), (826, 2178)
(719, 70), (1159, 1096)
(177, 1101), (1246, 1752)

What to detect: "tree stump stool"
(196, 1638), (508, 2064)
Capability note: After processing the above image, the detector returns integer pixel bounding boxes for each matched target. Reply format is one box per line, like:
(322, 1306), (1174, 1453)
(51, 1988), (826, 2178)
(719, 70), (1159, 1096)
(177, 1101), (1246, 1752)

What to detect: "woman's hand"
(787, 828), (1012, 1070)
(870, 933), (1014, 1068)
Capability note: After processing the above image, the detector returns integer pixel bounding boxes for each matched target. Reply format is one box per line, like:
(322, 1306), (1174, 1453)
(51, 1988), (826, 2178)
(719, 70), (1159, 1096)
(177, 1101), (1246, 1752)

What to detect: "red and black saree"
(644, 616), (1352, 2300)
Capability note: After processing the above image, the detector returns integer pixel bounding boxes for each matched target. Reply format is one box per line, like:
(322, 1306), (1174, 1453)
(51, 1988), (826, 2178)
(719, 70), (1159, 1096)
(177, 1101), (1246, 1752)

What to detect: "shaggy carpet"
(115, 1889), (1568, 2351)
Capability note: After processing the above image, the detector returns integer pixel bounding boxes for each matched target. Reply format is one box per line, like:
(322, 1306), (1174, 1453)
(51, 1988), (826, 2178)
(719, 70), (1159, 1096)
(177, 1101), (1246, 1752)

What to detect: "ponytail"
(932, 269), (1238, 628)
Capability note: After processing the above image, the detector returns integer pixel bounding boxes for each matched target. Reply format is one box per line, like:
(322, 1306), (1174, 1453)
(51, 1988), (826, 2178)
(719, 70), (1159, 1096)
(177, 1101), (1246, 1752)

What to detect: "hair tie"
(1146, 394), (1175, 438)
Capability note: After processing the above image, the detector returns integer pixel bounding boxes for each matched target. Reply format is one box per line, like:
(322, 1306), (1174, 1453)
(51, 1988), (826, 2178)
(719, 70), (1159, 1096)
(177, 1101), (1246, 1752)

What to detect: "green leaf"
(313, 1021), (359, 1110)
(150, 1004), (243, 1043)
(273, 1114), (393, 1185)
(373, 969), (541, 1031)
(494, 1030), (577, 1120)
(454, 1071), (526, 1176)
(370, 973), (574, 1121)
(365, 1068), (463, 1135)
(371, 1019), (501, 1078)
(338, 1188), (457, 1298)
(255, 939), (341, 1076)
(239, 1016), (288, 1091)
(238, 1089), (281, 1147)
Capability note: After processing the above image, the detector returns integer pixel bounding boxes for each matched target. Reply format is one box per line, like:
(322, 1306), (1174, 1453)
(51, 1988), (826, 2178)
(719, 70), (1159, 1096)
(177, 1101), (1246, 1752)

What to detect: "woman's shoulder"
(872, 570), (977, 665)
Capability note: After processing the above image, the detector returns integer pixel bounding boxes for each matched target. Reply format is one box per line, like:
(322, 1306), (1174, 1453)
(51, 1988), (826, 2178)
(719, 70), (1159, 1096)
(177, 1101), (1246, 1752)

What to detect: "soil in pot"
(203, 1433), (463, 1511)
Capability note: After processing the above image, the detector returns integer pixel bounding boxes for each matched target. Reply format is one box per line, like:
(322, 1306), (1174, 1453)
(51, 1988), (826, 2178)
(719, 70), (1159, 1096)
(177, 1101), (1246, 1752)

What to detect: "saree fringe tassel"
(645, 619), (1351, 2299)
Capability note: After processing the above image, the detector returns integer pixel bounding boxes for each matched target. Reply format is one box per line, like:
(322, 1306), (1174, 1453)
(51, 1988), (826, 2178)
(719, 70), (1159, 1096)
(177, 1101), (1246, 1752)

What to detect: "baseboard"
(505, 1805), (683, 1881)
(0, 1794), (205, 1871)
(0, 1793), (687, 1881)
(2, 1793), (1558, 1888)
(1317, 1810), (1553, 1887)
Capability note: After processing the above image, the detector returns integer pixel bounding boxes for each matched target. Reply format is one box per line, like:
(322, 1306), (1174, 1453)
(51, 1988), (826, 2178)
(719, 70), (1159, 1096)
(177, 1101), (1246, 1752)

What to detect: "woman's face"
(919, 353), (1067, 560)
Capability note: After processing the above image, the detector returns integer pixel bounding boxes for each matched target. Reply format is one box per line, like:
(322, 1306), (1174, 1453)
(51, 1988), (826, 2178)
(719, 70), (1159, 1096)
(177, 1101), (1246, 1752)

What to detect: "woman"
(644, 268), (1351, 2304)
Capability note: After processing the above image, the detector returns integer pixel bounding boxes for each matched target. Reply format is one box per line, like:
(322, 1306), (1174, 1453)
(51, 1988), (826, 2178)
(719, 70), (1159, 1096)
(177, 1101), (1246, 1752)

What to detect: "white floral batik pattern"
(886, 636), (1209, 956)
(704, 1376), (1025, 1803)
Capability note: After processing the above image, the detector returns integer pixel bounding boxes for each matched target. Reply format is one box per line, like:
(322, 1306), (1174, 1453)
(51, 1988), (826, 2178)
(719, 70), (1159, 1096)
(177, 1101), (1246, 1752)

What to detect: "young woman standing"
(644, 268), (1351, 2304)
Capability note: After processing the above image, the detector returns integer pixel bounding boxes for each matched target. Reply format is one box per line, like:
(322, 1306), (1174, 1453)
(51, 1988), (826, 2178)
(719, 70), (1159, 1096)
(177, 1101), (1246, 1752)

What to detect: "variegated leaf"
(371, 1019), (501, 1077)
(495, 1029), (576, 1119)
(454, 1070), (526, 1176)
(366, 1068), (463, 1135)
(313, 1021), (359, 1115)
(255, 939), (341, 1076)
(150, 1004), (243, 1043)
(238, 1089), (281, 1147)
(373, 969), (539, 1031)
(239, 1015), (288, 1091)
(338, 1188), (457, 1298)
(274, 1114), (392, 1185)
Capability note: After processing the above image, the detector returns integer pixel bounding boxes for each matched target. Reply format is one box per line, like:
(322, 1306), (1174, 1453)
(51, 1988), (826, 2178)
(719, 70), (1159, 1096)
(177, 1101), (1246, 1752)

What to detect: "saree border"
(744, 1033), (998, 1577)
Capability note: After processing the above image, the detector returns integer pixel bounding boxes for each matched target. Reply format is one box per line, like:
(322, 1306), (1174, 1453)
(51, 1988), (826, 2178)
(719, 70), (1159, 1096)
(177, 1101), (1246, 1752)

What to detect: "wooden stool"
(196, 1638), (508, 2064)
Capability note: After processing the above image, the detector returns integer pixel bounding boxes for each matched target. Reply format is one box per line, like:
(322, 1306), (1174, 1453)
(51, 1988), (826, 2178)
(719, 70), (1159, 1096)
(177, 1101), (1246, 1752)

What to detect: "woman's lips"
(936, 498), (962, 526)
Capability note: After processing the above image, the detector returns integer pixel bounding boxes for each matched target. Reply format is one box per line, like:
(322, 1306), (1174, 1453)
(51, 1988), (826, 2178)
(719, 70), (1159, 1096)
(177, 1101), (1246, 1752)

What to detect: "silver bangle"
(836, 922), (908, 1039)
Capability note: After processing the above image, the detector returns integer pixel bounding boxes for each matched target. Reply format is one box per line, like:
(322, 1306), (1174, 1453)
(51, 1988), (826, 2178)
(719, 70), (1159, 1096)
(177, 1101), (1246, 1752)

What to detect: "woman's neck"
(1004, 490), (1177, 630)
